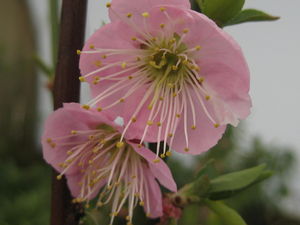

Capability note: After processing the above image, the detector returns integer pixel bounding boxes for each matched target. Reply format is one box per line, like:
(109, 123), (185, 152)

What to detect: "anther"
(195, 45), (201, 51)
(126, 216), (131, 221)
(97, 201), (104, 207)
(147, 120), (153, 126)
(183, 28), (189, 33)
(131, 117), (137, 122)
(97, 107), (102, 112)
(153, 158), (160, 163)
(142, 12), (149, 18)
(160, 7), (166, 12)
(56, 175), (62, 180)
(89, 44), (95, 49)
(131, 37), (137, 41)
(166, 151), (172, 157)
(137, 144), (142, 148)
(119, 98), (125, 103)
(116, 141), (125, 148)
(46, 138), (52, 143)
(79, 76), (85, 82)
(184, 147), (190, 152)
(127, 13), (132, 18)
(94, 60), (102, 67)
(205, 95), (211, 100)
(157, 122), (162, 127)
(160, 23), (165, 29)
(160, 153), (165, 158)
(102, 54), (107, 59)
(67, 150), (73, 155)
(139, 201), (145, 206)
(106, 2), (111, 8)
(191, 125), (196, 130)
(176, 114), (181, 118)
(121, 62), (127, 69)
(128, 75), (133, 80)
(82, 105), (90, 110)
(50, 143), (56, 148)
(214, 123), (220, 128)
(197, 77), (204, 83)
(172, 65), (178, 71)
(168, 133), (173, 137)
(76, 50), (81, 55)
(89, 135), (94, 140)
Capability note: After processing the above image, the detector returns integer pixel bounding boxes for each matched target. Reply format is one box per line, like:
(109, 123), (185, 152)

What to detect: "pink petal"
(169, 92), (227, 155)
(109, 0), (191, 22)
(130, 141), (177, 192)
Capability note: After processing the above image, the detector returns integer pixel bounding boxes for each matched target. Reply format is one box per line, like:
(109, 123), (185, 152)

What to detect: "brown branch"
(51, 0), (88, 225)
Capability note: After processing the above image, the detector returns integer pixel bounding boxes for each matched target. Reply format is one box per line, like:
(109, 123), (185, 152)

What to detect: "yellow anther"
(71, 130), (77, 135)
(151, 37), (157, 42)
(127, 13), (132, 18)
(131, 175), (137, 179)
(79, 76), (85, 82)
(131, 36), (137, 41)
(126, 216), (131, 221)
(160, 23), (165, 29)
(46, 138), (52, 143)
(131, 117), (137, 122)
(56, 175), (62, 180)
(148, 104), (153, 110)
(88, 160), (93, 165)
(94, 60), (102, 67)
(167, 83), (174, 88)
(184, 147), (190, 152)
(67, 150), (73, 155)
(214, 123), (220, 128)
(191, 125), (196, 130)
(78, 162), (83, 167)
(172, 65), (178, 71)
(153, 158), (160, 163)
(82, 105), (90, 110)
(50, 143), (56, 148)
(205, 95), (211, 101)
(147, 120), (153, 126)
(183, 28), (189, 33)
(116, 141), (125, 148)
(198, 77), (204, 83)
(176, 114), (181, 118)
(166, 151), (172, 157)
(195, 45), (201, 51)
(102, 54), (107, 59)
(100, 139), (106, 144)
(146, 213), (151, 217)
(168, 133), (173, 137)
(157, 122), (162, 127)
(89, 135), (94, 140)
(128, 75), (133, 80)
(97, 201), (104, 207)
(173, 93), (177, 97)
(97, 107), (102, 112)
(89, 44), (95, 49)
(107, 185), (113, 190)
(137, 144), (142, 148)
(160, 153), (166, 158)
(169, 38), (176, 44)
(106, 2), (111, 8)
(139, 201), (145, 206)
(121, 62), (127, 69)
(92, 147), (99, 153)
(142, 12), (150, 18)
(76, 50), (81, 55)
(119, 98), (125, 103)
(136, 56), (141, 61)
(183, 59), (188, 65)
(159, 96), (164, 101)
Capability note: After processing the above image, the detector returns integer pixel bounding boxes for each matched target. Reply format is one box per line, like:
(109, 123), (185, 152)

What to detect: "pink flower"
(79, 0), (251, 155)
(42, 103), (176, 224)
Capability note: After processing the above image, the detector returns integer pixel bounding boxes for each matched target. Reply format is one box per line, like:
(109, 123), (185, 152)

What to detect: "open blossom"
(42, 103), (176, 224)
(79, 0), (251, 156)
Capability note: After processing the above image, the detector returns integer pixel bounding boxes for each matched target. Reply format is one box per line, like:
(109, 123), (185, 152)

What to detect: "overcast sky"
(28, 0), (300, 215)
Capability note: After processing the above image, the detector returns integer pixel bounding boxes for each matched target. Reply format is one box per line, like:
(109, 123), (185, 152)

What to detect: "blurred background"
(0, 0), (299, 224)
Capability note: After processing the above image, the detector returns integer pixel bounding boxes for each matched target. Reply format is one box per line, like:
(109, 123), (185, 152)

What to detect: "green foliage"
(196, 0), (245, 27)
(208, 164), (273, 200)
(204, 200), (247, 225)
(0, 160), (50, 225)
(225, 9), (280, 26)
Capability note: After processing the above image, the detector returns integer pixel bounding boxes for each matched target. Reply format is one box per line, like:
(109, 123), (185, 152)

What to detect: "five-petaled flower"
(42, 103), (177, 225)
(79, 0), (251, 157)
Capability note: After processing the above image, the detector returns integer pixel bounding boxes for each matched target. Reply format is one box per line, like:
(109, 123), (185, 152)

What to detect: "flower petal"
(130, 141), (177, 192)
(109, 0), (191, 22)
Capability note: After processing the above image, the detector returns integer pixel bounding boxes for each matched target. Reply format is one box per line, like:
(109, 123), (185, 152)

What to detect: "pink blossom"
(78, 0), (251, 155)
(42, 103), (176, 224)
